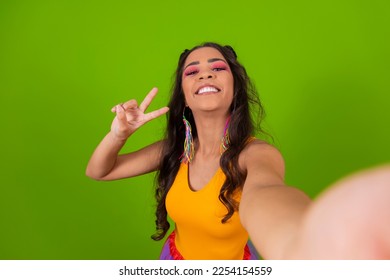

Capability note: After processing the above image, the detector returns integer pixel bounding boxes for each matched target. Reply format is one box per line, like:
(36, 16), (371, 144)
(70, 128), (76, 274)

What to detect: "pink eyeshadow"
(184, 66), (199, 76)
(211, 61), (229, 71)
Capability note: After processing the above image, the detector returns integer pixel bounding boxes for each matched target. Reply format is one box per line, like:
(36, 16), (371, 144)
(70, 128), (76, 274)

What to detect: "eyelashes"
(184, 67), (198, 76)
(211, 62), (228, 72)
(184, 63), (229, 77)
(212, 67), (227, 72)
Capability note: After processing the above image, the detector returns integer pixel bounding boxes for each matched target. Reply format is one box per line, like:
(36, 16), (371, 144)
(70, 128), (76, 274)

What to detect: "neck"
(192, 112), (229, 158)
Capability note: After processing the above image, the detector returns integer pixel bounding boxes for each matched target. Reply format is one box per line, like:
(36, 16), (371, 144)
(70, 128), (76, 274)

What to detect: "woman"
(86, 42), (390, 259)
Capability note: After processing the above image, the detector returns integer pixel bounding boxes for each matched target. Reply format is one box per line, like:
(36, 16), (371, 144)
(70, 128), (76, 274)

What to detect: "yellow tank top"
(165, 163), (249, 259)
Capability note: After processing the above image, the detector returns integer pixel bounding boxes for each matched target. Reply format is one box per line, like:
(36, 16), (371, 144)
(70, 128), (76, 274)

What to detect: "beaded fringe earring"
(220, 116), (231, 155)
(180, 111), (231, 164)
(180, 109), (194, 164)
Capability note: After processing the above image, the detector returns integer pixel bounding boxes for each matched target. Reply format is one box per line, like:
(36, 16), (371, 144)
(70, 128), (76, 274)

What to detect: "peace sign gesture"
(110, 87), (169, 140)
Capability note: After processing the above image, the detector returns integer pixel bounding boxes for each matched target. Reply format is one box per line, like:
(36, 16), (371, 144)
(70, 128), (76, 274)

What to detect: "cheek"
(225, 77), (234, 94)
(226, 81), (234, 104)
(181, 83), (192, 105)
(182, 84), (191, 97)
(182, 78), (195, 96)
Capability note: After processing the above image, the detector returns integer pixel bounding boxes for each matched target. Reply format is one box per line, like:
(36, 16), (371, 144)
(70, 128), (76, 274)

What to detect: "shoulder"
(239, 139), (285, 175)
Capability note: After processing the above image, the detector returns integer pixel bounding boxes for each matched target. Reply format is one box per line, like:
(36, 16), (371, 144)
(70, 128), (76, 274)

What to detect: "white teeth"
(198, 86), (219, 94)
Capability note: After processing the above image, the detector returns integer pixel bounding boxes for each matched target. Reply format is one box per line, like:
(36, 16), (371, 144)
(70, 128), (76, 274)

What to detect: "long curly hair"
(152, 42), (267, 241)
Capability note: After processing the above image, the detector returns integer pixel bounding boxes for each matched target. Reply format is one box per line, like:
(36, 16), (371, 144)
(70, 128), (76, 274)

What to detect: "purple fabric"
(247, 239), (261, 260)
(159, 238), (173, 260)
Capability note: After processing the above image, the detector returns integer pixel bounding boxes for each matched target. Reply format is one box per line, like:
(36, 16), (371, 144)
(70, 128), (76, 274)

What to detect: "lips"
(196, 85), (221, 95)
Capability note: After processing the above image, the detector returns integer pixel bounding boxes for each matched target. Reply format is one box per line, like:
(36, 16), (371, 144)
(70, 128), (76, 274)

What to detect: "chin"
(193, 106), (230, 114)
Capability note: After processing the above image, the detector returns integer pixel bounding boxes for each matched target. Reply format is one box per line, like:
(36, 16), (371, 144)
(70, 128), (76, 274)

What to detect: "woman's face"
(181, 47), (234, 114)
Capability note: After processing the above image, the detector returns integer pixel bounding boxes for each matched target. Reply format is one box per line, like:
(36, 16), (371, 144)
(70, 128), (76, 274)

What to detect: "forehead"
(184, 47), (225, 65)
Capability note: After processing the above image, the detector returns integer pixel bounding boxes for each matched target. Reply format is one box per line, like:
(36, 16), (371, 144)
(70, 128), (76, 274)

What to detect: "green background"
(0, 0), (389, 259)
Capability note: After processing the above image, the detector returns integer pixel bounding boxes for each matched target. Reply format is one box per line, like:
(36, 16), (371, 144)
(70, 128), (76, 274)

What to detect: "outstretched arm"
(86, 87), (169, 181)
(294, 164), (390, 259)
(239, 141), (390, 259)
(238, 141), (311, 259)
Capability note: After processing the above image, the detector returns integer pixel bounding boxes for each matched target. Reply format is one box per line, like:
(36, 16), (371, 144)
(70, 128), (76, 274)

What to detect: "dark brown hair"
(152, 42), (267, 241)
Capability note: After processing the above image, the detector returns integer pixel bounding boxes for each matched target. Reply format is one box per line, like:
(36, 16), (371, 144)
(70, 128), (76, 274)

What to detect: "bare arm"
(238, 141), (311, 259)
(293, 164), (390, 259)
(239, 141), (390, 259)
(85, 88), (169, 181)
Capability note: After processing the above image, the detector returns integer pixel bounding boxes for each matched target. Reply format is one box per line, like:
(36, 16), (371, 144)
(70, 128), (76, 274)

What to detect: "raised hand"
(110, 87), (169, 140)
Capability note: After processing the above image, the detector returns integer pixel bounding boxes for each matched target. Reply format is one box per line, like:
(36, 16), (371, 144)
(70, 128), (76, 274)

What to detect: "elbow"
(85, 170), (99, 181)
(85, 167), (106, 181)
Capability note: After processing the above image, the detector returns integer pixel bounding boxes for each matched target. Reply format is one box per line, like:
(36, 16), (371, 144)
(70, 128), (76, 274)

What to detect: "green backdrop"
(0, 0), (389, 259)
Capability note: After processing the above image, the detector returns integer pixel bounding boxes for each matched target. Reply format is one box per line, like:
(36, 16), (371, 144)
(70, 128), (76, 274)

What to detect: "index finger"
(139, 87), (159, 112)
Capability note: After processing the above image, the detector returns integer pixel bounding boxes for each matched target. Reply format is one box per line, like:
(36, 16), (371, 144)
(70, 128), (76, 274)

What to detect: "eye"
(184, 66), (199, 76)
(211, 62), (228, 72)
(185, 70), (198, 76)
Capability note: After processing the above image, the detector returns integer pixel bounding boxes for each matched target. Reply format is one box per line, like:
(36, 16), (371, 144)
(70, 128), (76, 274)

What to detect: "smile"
(196, 86), (221, 95)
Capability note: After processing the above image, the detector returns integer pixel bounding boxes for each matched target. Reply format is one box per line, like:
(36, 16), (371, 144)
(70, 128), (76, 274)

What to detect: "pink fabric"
(159, 231), (260, 260)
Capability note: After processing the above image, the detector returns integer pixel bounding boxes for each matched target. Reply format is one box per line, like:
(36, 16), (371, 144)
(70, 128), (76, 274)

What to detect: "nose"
(197, 70), (215, 80)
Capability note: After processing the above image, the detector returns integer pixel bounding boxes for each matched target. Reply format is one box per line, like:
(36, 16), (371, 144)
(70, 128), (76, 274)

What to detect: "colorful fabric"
(159, 231), (260, 260)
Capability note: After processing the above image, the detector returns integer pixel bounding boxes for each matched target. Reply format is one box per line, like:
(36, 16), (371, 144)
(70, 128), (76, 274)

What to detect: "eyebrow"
(183, 58), (227, 70)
